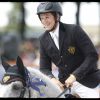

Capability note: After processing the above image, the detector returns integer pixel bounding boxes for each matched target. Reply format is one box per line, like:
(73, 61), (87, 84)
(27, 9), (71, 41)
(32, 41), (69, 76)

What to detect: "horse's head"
(0, 56), (65, 98)
(0, 56), (30, 98)
(1, 56), (26, 84)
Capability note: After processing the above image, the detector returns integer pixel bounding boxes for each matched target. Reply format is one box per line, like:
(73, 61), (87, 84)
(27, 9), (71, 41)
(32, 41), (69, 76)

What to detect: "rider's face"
(40, 12), (55, 31)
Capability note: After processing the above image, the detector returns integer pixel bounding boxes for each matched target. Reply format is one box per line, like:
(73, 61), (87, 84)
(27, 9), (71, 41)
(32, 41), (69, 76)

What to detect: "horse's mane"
(26, 67), (63, 97)
(28, 67), (60, 88)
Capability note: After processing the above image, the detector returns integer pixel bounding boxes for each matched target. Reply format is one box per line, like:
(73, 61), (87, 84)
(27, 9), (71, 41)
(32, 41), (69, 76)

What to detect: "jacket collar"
(46, 22), (66, 54)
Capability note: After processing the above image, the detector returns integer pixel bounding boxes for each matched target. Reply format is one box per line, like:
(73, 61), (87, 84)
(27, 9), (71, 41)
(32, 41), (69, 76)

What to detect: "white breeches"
(70, 81), (100, 98)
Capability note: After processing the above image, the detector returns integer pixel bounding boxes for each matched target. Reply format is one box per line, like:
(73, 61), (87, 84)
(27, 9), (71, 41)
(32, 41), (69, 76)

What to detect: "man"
(37, 2), (100, 98)
(0, 33), (20, 81)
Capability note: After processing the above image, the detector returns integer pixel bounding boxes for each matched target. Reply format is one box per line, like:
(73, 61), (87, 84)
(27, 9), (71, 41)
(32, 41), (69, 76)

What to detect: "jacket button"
(61, 56), (63, 58)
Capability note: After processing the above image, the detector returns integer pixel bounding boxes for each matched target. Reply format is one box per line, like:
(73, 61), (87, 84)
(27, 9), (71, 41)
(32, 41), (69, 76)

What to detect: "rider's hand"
(65, 74), (76, 88)
(51, 78), (64, 91)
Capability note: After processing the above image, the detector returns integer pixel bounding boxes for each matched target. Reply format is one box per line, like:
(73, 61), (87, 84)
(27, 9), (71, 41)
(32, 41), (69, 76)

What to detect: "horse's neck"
(27, 67), (56, 86)
(27, 67), (64, 98)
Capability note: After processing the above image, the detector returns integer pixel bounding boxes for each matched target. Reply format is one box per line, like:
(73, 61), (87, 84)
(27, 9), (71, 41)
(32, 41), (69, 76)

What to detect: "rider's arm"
(72, 25), (98, 81)
(39, 36), (55, 79)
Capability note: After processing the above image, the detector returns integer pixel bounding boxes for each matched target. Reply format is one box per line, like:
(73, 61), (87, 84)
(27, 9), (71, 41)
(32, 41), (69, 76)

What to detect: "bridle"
(19, 85), (31, 98)
(1, 74), (31, 98)
(18, 77), (31, 98)
(56, 87), (69, 98)
(0, 67), (47, 98)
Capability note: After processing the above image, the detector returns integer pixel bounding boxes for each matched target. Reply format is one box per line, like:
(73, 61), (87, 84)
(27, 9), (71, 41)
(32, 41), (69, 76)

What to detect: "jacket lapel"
(47, 32), (59, 52)
(59, 22), (66, 54)
(46, 22), (66, 54)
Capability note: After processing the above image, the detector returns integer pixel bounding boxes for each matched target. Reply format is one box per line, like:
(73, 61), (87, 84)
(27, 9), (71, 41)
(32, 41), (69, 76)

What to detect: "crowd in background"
(0, 33), (100, 81)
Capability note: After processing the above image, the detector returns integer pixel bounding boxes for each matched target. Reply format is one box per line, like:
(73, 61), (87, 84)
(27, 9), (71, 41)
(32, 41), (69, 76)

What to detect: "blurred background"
(0, 2), (100, 77)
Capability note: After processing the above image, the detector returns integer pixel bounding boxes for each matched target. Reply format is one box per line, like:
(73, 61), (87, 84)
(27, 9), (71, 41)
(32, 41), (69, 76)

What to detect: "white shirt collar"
(49, 22), (59, 39)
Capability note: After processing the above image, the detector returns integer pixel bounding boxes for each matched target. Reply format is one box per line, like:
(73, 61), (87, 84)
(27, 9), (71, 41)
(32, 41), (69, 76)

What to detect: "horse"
(0, 56), (65, 98)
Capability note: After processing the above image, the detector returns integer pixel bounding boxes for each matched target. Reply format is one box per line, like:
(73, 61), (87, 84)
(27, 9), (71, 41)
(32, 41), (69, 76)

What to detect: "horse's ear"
(1, 56), (11, 71)
(16, 56), (25, 75)
(16, 56), (24, 68)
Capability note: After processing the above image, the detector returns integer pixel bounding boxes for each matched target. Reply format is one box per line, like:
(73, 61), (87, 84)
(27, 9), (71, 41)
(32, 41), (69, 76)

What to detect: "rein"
(56, 87), (77, 98)
(56, 87), (69, 98)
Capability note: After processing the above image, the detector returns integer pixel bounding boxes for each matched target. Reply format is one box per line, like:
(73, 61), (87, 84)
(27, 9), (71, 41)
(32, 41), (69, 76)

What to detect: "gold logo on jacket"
(68, 46), (75, 55)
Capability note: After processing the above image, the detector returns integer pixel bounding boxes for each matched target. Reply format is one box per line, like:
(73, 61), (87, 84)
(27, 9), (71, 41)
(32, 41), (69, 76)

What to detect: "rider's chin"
(44, 27), (51, 31)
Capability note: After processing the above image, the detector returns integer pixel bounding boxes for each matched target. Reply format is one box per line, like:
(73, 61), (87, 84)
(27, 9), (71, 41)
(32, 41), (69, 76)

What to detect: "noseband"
(1, 75), (31, 98)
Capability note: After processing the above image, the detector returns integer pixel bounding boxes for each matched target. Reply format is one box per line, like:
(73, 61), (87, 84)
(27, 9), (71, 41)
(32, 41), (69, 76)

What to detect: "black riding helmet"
(37, 2), (62, 32)
(37, 2), (62, 16)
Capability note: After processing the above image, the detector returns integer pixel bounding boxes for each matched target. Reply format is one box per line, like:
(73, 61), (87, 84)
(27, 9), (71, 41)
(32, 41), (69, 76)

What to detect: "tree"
(8, 2), (26, 40)
(19, 2), (26, 40)
(75, 2), (81, 25)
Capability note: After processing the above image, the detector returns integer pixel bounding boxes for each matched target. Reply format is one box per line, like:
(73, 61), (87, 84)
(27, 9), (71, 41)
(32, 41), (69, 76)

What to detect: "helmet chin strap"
(47, 13), (60, 32)
(47, 20), (59, 32)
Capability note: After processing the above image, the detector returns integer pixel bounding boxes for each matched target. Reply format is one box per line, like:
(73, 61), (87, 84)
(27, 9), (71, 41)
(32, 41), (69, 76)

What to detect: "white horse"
(0, 56), (65, 98)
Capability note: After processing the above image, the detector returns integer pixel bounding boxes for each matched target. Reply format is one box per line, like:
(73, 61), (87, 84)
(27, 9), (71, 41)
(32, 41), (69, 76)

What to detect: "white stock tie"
(53, 33), (59, 49)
